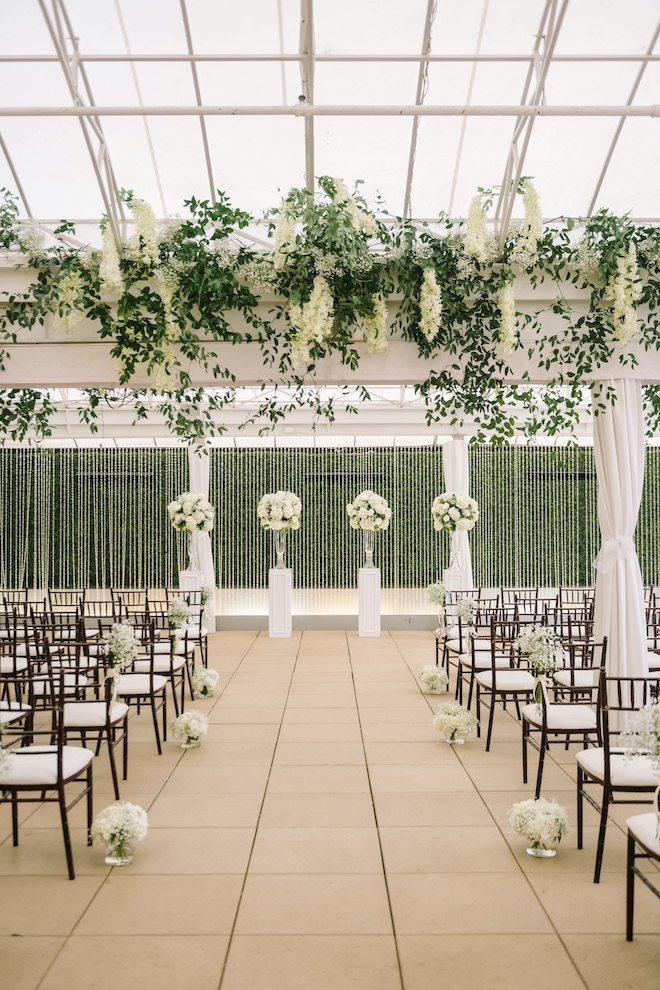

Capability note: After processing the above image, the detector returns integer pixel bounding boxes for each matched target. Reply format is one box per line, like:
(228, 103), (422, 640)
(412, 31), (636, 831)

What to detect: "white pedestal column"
(269, 568), (292, 638)
(179, 568), (202, 592)
(359, 567), (381, 637)
(443, 566), (469, 592)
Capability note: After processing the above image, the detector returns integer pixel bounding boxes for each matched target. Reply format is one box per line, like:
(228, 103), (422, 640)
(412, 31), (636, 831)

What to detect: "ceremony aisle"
(1, 630), (659, 990)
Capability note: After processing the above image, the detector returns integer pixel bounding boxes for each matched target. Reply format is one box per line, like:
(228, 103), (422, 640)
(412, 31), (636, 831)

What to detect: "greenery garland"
(1, 176), (660, 444)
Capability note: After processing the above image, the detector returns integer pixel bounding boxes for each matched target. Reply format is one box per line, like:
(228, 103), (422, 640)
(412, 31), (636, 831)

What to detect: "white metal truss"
(299, 0), (315, 193)
(402, 0), (436, 218)
(179, 0), (217, 204)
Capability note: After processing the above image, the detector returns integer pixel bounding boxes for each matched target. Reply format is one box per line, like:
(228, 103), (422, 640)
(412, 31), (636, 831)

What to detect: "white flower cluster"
(419, 664), (449, 694)
(191, 667), (220, 697)
(432, 702), (478, 738)
(603, 241), (641, 346)
(456, 597), (475, 625)
(212, 237), (240, 269)
(104, 622), (139, 670)
(464, 194), (488, 262)
(200, 584), (214, 608)
(168, 598), (191, 631)
(364, 294), (388, 354)
(411, 240), (433, 264)
(331, 179), (377, 235)
(257, 491), (302, 532)
(289, 274), (335, 368)
(99, 227), (123, 292)
(18, 220), (45, 257)
(509, 797), (569, 850)
(620, 700), (660, 773)
(431, 492), (479, 533)
(427, 581), (446, 607)
(155, 264), (180, 343)
(239, 258), (279, 293)
(90, 801), (149, 846)
(54, 271), (85, 335)
(309, 246), (341, 279)
(273, 202), (297, 270)
(169, 709), (209, 743)
(514, 625), (565, 676)
(0, 722), (16, 776)
(167, 492), (214, 532)
(419, 268), (442, 342)
(157, 217), (182, 246)
(346, 490), (392, 532)
(572, 237), (601, 282)
(497, 279), (518, 353)
(509, 179), (543, 270)
(129, 198), (160, 268)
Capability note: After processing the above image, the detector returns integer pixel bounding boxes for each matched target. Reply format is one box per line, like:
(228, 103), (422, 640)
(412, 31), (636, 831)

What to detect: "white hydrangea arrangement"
(419, 665), (449, 695)
(620, 700), (660, 773)
(509, 797), (569, 853)
(514, 625), (565, 676)
(346, 490), (391, 531)
(104, 621), (139, 670)
(604, 241), (641, 346)
(167, 598), (191, 631)
(170, 710), (209, 746)
(90, 801), (148, 860)
(257, 491), (302, 532)
(192, 667), (220, 698)
(431, 492), (479, 533)
(167, 492), (214, 532)
(432, 702), (478, 742)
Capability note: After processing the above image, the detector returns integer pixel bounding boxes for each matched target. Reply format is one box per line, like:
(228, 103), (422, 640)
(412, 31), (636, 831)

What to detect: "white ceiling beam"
(179, 0), (217, 204)
(4, 53), (660, 63)
(402, 0), (437, 218)
(2, 104), (658, 117)
(299, 0), (315, 194)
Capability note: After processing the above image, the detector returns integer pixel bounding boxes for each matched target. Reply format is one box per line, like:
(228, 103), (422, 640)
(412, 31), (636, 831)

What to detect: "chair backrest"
(559, 587), (593, 606)
(111, 588), (148, 610)
(1, 588), (28, 605)
(559, 638), (608, 695)
(48, 589), (85, 611)
(83, 600), (115, 618)
(643, 585), (655, 607)
(599, 671), (660, 764)
(547, 602), (593, 638)
(502, 587), (538, 606)
(567, 617), (595, 643)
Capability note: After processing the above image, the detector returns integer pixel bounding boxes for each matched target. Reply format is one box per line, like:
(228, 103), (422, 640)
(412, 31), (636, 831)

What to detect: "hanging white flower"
(331, 178), (377, 235)
(497, 278), (518, 353)
(510, 179), (543, 270)
(130, 198), (159, 268)
(18, 220), (45, 257)
(464, 194), (488, 262)
(155, 264), (180, 343)
(603, 241), (641, 346)
(99, 226), (123, 292)
(364, 294), (388, 354)
(54, 270), (85, 334)
(419, 268), (442, 342)
(273, 200), (297, 270)
(289, 275), (335, 368)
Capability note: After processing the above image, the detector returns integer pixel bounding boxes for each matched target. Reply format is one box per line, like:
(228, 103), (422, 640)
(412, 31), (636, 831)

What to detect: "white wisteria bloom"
(257, 491), (302, 532)
(364, 294), (388, 354)
(514, 625), (565, 676)
(129, 198), (160, 268)
(419, 665), (449, 694)
(620, 700), (660, 774)
(431, 492), (479, 533)
(104, 622), (139, 670)
(603, 241), (641, 346)
(99, 226), (123, 292)
(510, 179), (543, 270)
(464, 194), (488, 262)
(167, 493), (214, 532)
(331, 178), (377, 235)
(91, 801), (149, 847)
(18, 220), (45, 257)
(289, 274), (335, 368)
(191, 667), (220, 698)
(432, 702), (478, 740)
(169, 710), (209, 744)
(419, 267), (442, 342)
(346, 490), (392, 532)
(167, 598), (191, 631)
(273, 200), (297, 270)
(54, 271), (85, 335)
(509, 797), (569, 851)
(497, 278), (518, 353)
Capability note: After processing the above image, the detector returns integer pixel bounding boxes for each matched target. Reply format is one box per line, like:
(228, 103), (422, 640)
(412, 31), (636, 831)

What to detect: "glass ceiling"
(1, 0), (659, 246)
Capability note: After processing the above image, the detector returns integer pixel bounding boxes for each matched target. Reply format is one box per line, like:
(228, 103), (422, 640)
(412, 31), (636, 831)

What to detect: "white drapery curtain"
(442, 438), (474, 588)
(188, 447), (216, 631)
(592, 379), (648, 685)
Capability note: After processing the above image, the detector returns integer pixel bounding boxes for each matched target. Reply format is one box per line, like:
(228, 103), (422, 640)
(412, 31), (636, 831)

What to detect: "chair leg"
(11, 793), (19, 845)
(522, 719), (528, 784)
(594, 788), (610, 884)
(106, 727), (120, 800)
(535, 730), (547, 800)
(626, 832), (635, 941)
(170, 674), (180, 718)
(577, 767), (584, 849)
(485, 693), (495, 752)
(57, 783), (76, 880)
(466, 671), (476, 711)
(150, 696), (163, 755)
(122, 717), (129, 780)
(86, 764), (93, 843)
(476, 685), (481, 737)
(162, 691), (167, 742)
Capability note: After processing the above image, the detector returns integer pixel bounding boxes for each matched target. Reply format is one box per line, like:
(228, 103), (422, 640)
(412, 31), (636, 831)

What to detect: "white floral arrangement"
(432, 702), (478, 740)
(509, 797), (569, 852)
(419, 267), (442, 342)
(514, 625), (565, 676)
(604, 241), (641, 346)
(168, 598), (191, 631)
(346, 490), (391, 532)
(103, 622), (139, 670)
(427, 581), (446, 607)
(0, 721), (16, 776)
(170, 709), (209, 745)
(167, 492), (214, 532)
(620, 700), (660, 773)
(200, 584), (214, 608)
(192, 667), (220, 698)
(419, 665), (449, 695)
(456, 598), (475, 625)
(498, 278), (518, 354)
(432, 492), (479, 533)
(257, 491), (302, 532)
(90, 801), (148, 849)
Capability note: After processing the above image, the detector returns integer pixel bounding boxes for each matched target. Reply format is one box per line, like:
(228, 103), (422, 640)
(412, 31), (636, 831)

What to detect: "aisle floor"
(1, 630), (660, 990)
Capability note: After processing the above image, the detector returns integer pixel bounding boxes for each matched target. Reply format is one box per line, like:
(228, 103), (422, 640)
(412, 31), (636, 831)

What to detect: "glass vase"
(445, 730), (465, 745)
(363, 529), (375, 568)
(526, 844), (558, 858)
(181, 737), (201, 749)
(274, 529), (286, 568)
(104, 839), (135, 866)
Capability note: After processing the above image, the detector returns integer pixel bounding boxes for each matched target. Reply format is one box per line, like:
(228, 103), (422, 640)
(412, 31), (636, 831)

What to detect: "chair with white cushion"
(475, 616), (537, 751)
(170, 589), (209, 668)
(453, 604), (512, 706)
(626, 803), (660, 940)
(577, 672), (660, 883)
(116, 619), (168, 754)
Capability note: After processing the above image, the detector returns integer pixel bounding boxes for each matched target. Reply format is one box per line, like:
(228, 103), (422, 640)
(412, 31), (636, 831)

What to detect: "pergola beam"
(1, 104), (657, 117)
(179, 0), (217, 204)
(402, 0), (437, 218)
(3, 53), (660, 63)
(299, 0), (315, 194)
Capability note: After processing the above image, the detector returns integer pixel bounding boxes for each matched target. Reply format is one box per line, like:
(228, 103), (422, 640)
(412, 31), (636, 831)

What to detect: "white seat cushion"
(0, 701), (32, 724)
(459, 653), (511, 670)
(32, 673), (88, 696)
(134, 656), (187, 674)
(522, 702), (598, 731)
(116, 673), (167, 696)
(0, 744), (94, 786)
(475, 670), (536, 692)
(151, 641), (192, 657)
(627, 813), (660, 856)
(0, 657), (29, 673)
(63, 700), (129, 728)
(577, 748), (660, 788)
(554, 669), (599, 689)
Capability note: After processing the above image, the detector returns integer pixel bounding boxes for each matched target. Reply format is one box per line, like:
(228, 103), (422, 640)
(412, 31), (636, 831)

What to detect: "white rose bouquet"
(509, 797), (569, 853)
(170, 710), (209, 746)
(192, 667), (220, 698)
(419, 665), (449, 694)
(257, 491), (302, 532)
(346, 490), (392, 531)
(91, 801), (148, 863)
(167, 492), (214, 532)
(514, 626), (565, 676)
(432, 491), (479, 533)
(432, 702), (478, 743)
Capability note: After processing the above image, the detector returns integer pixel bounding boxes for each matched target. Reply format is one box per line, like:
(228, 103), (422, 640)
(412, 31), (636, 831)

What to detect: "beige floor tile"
(359, 707), (437, 723)
(127, 827), (254, 874)
(0, 828), (109, 876)
(563, 934), (660, 990)
(479, 789), (602, 829)
(250, 827), (383, 873)
(526, 872), (660, 934)
(163, 763), (269, 794)
(260, 791), (376, 828)
(365, 741), (461, 765)
(373, 791), (493, 827)
(467, 761), (574, 792)
(221, 935), (402, 990)
(0, 936), (65, 990)
(0, 877), (104, 935)
(75, 874), (243, 935)
(397, 935), (584, 990)
(22, 791), (157, 830)
(176, 741), (276, 765)
(39, 935), (229, 990)
(361, 722), (439, 742)
(205, 723), (280, 742)
(148, 792), (263, 827)
(388, 873), (553, 934)
(273, 741), (365, 765)
(508, 824), (628, 875)
(368, 764), (475, 793)
(380, 826), (519, 873)
(208, 707), (283, 723)
(234, 875), (393, 934)
(267, 765), (371, 793)
(278, 722), (363, 742)
(282, 707), (359, 723)
(287, 694), (358, 708)
(293, 672), (355, 683)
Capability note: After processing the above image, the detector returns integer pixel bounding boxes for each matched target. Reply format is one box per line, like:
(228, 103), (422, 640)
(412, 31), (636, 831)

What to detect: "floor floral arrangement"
(509, 797), (569, 857)
(90, 801), (149, 866)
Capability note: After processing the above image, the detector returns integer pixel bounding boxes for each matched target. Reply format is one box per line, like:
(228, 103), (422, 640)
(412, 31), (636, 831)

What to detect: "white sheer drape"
(188, 447), (216, 631)
(592, 379), (648, 687)
(442, 438), (474, 588)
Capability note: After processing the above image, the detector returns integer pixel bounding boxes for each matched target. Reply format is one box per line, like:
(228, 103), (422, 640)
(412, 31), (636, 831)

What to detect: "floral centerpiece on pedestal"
(347, 490), (391, 566)
(167, 493), (214, 532)
(431, 492), (479, 533)
(257, 491), (302, 568)
(432, 702), (478, 744)
(192, 667), (220, 698)
(419, 665), (449, 695)
(170, 710), (209, 749)
(91, 801), (149, 866)
(509, 797), (569, 857)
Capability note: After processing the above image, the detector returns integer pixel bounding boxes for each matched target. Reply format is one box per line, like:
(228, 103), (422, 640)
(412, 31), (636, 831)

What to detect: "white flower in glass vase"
(419, 665), (449, 695)
(103, 622), (139, 671)
(91, 801), (148, 866)
(346, 491), (391, 532)
(191, 667), (220, 698)
(432, 702), (478, 744)
(170, 710), (209, 748)
(509, 797), (569, 857)
(257, 491), (303, 532)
